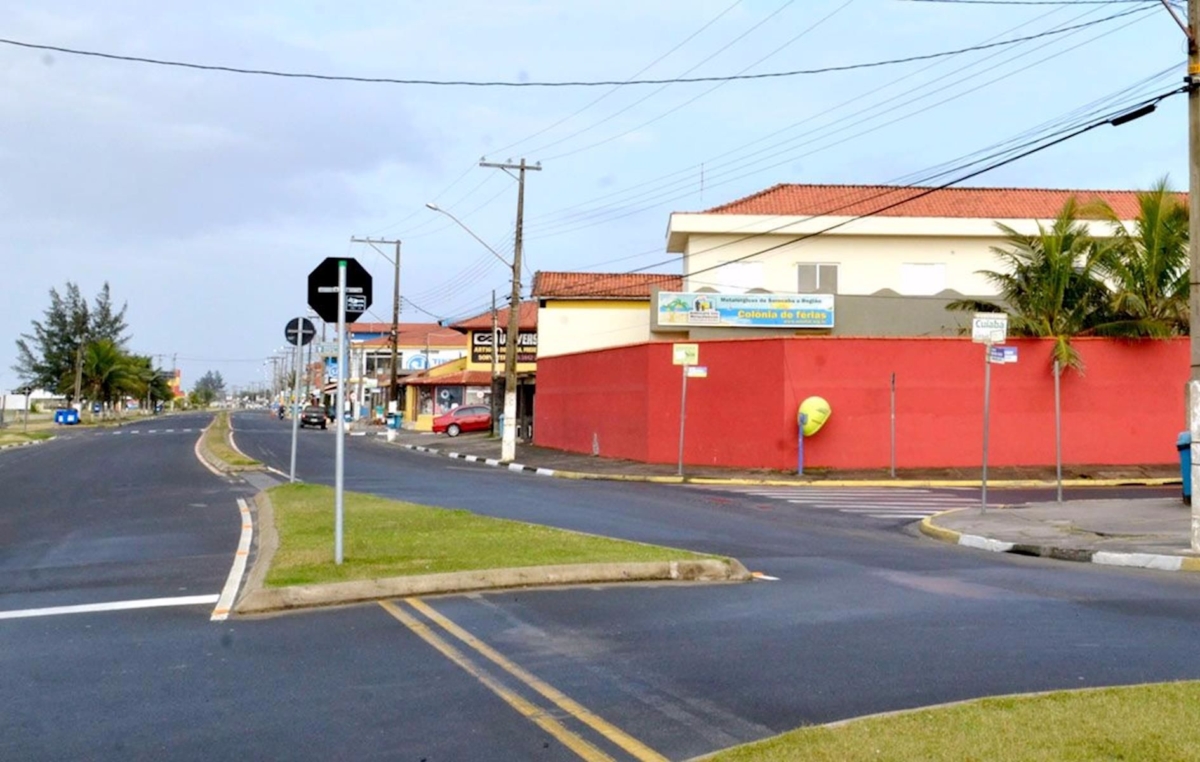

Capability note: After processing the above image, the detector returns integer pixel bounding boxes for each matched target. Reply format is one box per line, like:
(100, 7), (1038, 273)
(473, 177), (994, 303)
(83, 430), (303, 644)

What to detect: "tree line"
(949, 178), (1188, 370)
(13, 282), (174, 410)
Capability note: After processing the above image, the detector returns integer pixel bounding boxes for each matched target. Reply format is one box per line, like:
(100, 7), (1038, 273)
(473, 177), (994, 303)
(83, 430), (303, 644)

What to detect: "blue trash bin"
(1177, 431), (1191, 504)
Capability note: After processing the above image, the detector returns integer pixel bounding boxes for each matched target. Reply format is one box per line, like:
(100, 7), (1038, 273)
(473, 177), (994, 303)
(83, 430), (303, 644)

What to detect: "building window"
(418, 387), (434, 416)
(900, 263), (947, 295)
(797, 263), (838, 294)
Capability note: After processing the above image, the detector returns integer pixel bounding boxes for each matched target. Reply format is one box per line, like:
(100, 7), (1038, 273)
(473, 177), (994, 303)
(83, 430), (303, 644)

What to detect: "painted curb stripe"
(0, 594), (220, 620)
(1092, 551), (1183, 571)
(212, 498), (254, 621)
(920, 512), (1200, 573)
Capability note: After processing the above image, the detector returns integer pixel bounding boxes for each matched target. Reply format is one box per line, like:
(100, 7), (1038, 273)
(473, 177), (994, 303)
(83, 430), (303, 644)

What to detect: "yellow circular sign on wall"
(798, 396), (831, 436)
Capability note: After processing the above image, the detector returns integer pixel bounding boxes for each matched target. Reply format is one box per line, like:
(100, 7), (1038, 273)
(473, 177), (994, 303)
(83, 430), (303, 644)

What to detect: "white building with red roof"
(663, 183), (1156, 336)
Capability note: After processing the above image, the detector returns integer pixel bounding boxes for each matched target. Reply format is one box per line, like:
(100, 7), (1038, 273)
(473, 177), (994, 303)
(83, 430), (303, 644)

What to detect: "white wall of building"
(538, 301), (653, 358)
(669, 213), (1130, 297)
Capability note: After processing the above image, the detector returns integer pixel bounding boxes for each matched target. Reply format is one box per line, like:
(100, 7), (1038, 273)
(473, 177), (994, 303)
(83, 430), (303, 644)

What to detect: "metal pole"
(1186, 0), (1200, 550)
(889, 372), (897, 479)
(289, 322), (303, 483)
(23, 390), (29, 433)
(677, 365), (689, 477)
(1054, 359), (1063, 503)
(391, 241), (401, 411)
(981, 345), (992, 513)
(335, 262), (347, 565)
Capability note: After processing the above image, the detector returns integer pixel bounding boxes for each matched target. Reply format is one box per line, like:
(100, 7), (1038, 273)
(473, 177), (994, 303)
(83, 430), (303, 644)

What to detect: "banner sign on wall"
(470, 329), (538, 364)
(657, 292), (835, 328)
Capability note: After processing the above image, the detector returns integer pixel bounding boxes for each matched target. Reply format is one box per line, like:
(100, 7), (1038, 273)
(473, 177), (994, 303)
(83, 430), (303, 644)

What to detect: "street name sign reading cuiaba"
(284, 317), (316, 346)
(307, 257), (373, 324)
(971, 313), (1008, 345)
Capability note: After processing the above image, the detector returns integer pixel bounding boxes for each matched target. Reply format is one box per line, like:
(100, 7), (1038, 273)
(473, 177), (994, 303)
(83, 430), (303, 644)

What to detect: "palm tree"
(949, 198), (1114, 370)
(80, 338), (136, 414)
(1088, 177), (1189, 337)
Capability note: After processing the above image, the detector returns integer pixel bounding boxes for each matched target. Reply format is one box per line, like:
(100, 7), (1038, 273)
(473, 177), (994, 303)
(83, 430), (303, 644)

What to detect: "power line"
(491, 0), (744, 158)
(440, 84), (1183, 318)
(0, 10), (1152, 88)
(518, 0), (1140, 228)
(524, 5), (1161, 240)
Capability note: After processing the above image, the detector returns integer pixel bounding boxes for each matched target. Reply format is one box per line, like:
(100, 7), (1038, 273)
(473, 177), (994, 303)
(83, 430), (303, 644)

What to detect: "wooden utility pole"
(491, 289), (499, 436)
(1158, 0), (1200, 549)
(351, 237), (402, 410)
(1186, 0), (1200, 551)
(480, 158), (541, 461)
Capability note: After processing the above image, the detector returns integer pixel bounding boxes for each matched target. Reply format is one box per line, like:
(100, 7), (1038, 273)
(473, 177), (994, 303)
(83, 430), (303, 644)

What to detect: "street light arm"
(426, 204), (512, 267)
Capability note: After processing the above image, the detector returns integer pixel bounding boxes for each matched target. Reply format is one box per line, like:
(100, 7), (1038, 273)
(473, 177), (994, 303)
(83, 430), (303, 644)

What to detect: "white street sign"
(972, 313), (1008, 344)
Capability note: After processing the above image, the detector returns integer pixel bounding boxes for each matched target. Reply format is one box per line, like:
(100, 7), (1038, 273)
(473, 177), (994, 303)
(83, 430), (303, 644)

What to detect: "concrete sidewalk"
(372, 425), (1180, 487)
(921, 498), (1200, 572)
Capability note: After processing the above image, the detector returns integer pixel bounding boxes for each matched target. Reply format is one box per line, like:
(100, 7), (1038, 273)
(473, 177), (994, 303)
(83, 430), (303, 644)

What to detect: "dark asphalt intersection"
(2, 411), (1199, 761)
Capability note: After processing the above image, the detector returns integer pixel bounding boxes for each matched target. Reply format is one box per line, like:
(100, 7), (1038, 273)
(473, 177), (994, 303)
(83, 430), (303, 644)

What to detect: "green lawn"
(204, 412), (260, 467)
(0, 431), (51, 446)
(266, 483), (715, 587)
(707, 682), (1200, 762)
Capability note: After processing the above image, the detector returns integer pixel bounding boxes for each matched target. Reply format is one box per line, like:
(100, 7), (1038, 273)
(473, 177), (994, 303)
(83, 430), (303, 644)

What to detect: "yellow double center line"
(379, 599), (667, 762)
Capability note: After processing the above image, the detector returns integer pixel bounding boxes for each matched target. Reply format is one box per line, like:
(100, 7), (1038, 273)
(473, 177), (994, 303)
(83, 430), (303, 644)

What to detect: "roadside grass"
(0, 431), (51, 446)
(706, 682), (1200, 762)
(204, 411), (260, 467)
(266, 483), (715, 587)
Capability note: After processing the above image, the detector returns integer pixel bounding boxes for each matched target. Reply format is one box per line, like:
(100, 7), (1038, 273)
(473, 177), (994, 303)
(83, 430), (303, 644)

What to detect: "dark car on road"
(432, 405), (491, 437)
(299, 405), (327, 430)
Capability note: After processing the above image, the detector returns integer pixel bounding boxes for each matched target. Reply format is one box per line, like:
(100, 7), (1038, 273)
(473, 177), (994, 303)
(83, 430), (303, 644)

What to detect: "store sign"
(657, 292), (835, 328)
(470, 329), (538, 364)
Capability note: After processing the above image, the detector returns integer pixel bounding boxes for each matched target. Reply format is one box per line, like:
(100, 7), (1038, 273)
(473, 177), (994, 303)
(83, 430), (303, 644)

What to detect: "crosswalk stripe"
(837, 507), (949, 513)
(862, 513), (934, 519)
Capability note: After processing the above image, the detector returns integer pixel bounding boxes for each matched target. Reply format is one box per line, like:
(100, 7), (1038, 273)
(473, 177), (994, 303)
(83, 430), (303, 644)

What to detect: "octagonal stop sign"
(307, 257), (373, 324)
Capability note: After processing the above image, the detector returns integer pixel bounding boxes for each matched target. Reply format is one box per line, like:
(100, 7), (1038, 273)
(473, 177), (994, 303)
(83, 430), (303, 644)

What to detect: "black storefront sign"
(471, 329), (538, 365)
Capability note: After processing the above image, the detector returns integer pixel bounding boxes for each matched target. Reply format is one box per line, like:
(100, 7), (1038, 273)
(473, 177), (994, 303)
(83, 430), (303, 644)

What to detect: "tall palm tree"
(81, 338), (136, 413)
(949, 198), (1114, 370)
(1088, 177), (1189, 336)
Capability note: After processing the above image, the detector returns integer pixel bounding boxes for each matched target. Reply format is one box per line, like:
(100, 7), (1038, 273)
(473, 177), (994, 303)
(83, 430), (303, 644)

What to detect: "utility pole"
(481, 158), (541, 461)
(351, 237), (402, 412)
(491, 289), (499, 436)
(1161, 0), (1200, 550)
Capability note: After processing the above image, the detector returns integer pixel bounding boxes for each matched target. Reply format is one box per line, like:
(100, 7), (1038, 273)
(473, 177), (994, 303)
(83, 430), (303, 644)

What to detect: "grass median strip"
(204, 411), (260, 467)
(705, 681), (1200, 762)
(0, 431), (51, 446)
(266, 483), (716, 587)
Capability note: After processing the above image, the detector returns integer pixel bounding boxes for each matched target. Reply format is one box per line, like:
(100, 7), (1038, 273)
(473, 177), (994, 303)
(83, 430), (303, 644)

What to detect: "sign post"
(284, 317), (316, 484)
(673, 344), (699, 477)
(308, 257), (372, 565)
(972, 313), (1009, 513)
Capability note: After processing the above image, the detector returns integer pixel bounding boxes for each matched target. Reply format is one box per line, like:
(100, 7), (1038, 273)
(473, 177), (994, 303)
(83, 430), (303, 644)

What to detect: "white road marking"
(0, 594), (220, 620)
(165, 429), (175, 433)
(696, 485), (975, 523)
(212, 498), (254, 621)
(148, 430), (158, 433)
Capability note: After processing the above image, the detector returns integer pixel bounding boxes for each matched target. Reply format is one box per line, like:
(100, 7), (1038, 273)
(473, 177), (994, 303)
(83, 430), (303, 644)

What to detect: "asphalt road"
(2, 412), (1199, 761)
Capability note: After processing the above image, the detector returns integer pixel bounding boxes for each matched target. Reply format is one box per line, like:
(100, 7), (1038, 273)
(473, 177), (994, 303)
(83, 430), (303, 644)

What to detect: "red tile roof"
(356, 330), (466, 349)
(532, 271), (683, 299)
(403, 370), (494, 387)
(452, 301), (538, 331)
(698, 184), (1180, 220)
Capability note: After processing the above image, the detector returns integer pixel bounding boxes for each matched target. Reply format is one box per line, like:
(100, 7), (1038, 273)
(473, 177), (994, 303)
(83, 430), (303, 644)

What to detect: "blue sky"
(0, 0), (1186, 390)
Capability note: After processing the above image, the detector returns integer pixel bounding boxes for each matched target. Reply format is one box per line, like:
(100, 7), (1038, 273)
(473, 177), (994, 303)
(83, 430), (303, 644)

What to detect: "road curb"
(919, 510), (1200, 573)
(386, 441), (1177, 488)
(0, 435), (54, 451)
(233, 486), (751, 616)
(235, 558), (750, 615)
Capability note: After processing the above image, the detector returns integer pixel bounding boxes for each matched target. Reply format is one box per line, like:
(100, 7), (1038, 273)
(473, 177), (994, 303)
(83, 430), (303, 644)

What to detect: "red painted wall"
(534, 337), (1187, 470)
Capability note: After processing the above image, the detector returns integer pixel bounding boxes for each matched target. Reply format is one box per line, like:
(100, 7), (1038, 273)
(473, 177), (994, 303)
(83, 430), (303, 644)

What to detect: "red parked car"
(432, 405), (492, 437)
